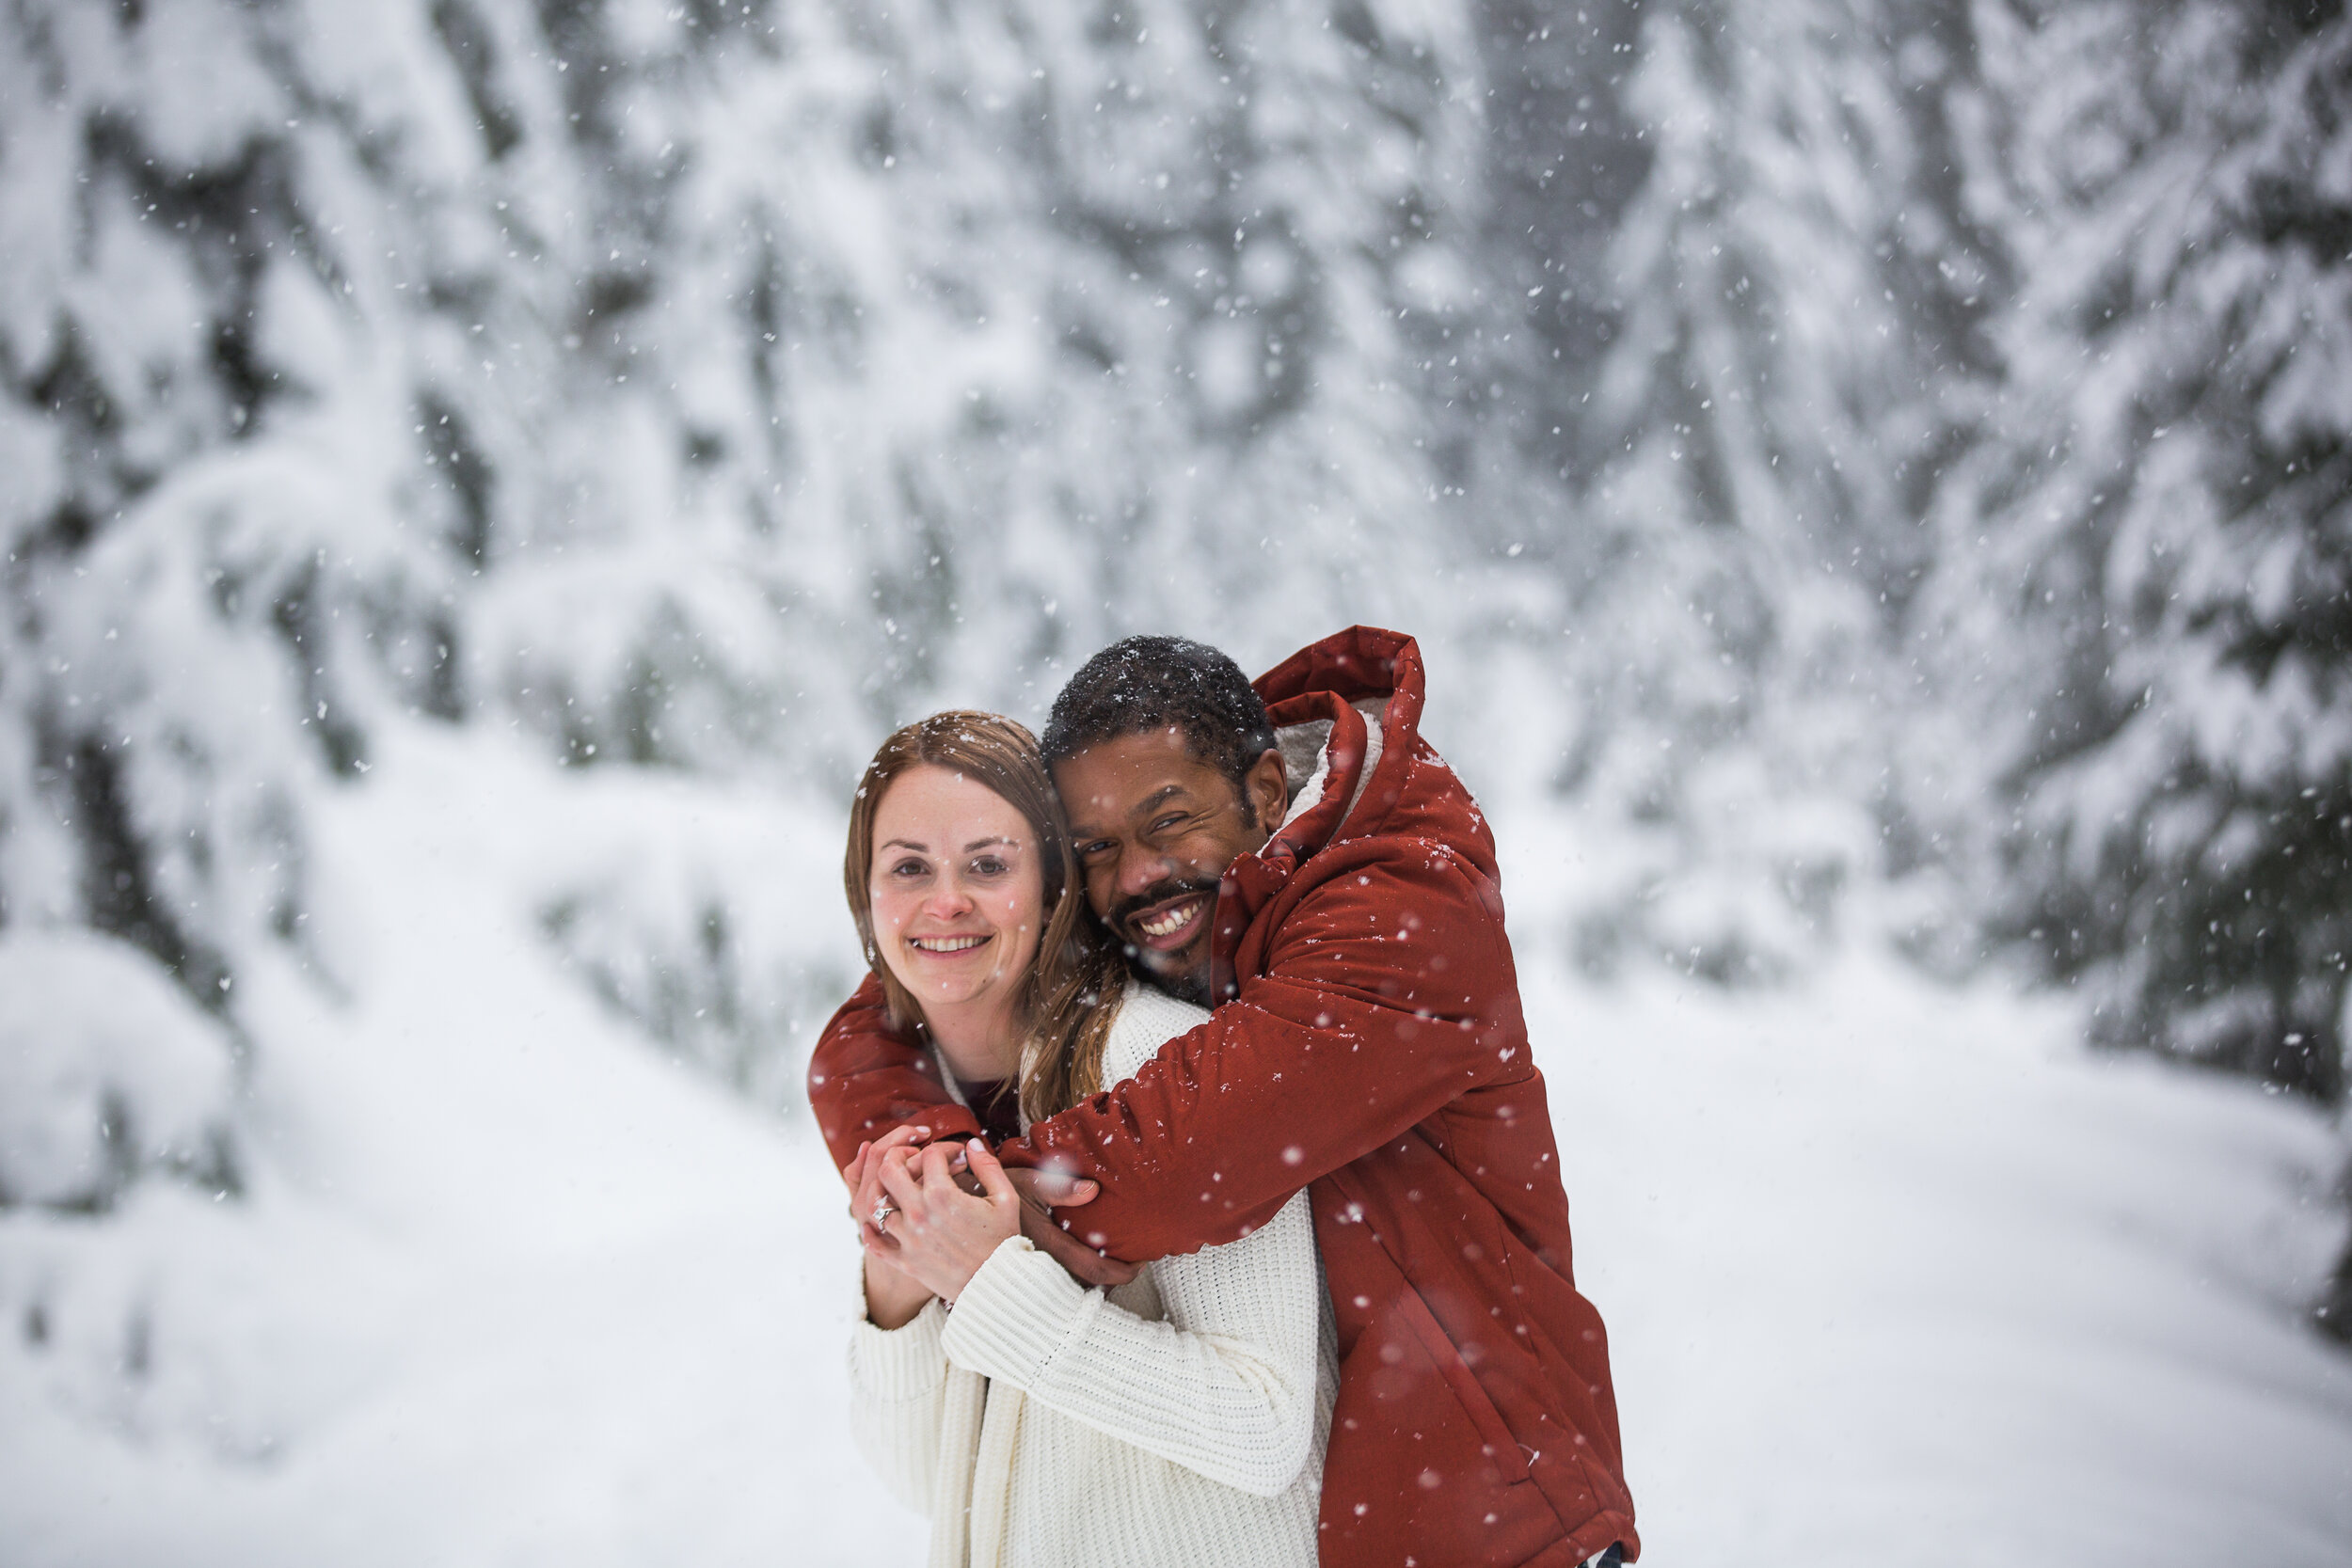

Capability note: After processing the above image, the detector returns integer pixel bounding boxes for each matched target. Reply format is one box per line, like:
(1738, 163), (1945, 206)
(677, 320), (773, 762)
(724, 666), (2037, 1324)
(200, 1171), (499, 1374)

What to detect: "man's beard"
(1136, 959), (1214, 1008)
(1106, 875), (1220, 1008)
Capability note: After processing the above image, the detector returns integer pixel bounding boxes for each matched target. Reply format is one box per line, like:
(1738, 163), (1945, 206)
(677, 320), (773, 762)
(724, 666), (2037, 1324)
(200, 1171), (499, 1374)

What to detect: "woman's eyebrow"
(880, 837), (929, 852)
(961, 835), (1019, 853)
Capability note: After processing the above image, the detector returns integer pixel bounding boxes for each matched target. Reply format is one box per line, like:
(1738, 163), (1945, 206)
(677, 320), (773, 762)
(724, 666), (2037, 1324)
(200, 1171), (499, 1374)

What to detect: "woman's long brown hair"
(842, 711), (1125, 1125)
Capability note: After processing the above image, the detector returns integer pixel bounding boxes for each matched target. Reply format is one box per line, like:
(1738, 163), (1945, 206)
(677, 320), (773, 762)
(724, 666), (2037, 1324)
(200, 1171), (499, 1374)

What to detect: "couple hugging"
(807, 626), (1637, 1568)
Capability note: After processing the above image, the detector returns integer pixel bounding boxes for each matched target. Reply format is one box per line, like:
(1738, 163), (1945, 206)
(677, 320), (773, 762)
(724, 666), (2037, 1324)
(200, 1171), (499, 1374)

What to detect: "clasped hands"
(846, 1125), (1142, 1328)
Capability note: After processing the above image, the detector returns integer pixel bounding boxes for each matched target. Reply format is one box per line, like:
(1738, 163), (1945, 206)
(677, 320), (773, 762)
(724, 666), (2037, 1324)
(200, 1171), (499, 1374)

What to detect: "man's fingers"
(1018, 1206), (1143, 1288)
(1003, 1166), (1101, 1211)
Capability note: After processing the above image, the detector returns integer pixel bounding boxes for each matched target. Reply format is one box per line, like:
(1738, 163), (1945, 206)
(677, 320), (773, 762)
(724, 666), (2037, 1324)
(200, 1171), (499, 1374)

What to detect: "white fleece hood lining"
(1275, 697), (1387, 834)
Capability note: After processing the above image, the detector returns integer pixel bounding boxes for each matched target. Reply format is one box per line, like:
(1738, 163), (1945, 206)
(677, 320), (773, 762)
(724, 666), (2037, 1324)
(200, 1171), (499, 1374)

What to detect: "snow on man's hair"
(1042, 635), (1277, 797)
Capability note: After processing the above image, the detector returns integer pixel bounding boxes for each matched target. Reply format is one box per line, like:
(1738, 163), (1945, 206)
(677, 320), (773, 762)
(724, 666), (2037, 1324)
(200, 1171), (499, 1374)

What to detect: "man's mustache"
(1104, 876), (1222, 939)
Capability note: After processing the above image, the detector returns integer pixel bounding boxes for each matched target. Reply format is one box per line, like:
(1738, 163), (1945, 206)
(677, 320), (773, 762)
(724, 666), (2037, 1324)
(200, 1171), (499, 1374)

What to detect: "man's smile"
(1128, 894), (1209, 950)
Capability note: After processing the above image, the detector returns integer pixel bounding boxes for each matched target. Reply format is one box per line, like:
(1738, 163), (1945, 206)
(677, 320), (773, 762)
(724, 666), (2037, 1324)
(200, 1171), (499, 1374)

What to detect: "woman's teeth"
(1136, 899), (1203, 939)
(910, 934), (989, 953)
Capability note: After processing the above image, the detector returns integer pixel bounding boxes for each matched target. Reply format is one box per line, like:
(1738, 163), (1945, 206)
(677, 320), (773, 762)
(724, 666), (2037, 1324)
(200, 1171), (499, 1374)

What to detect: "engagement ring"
(869, 1198), (896, 1231)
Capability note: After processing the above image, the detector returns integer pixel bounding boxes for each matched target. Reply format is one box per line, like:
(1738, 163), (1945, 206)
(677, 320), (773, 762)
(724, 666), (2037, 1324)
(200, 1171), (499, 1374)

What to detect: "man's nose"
(1117, 846), (1175, 897)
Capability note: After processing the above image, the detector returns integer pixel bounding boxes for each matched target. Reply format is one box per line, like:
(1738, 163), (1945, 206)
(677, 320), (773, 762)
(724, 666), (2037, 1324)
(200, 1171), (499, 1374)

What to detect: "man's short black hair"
(1042, 635), (1278, 796)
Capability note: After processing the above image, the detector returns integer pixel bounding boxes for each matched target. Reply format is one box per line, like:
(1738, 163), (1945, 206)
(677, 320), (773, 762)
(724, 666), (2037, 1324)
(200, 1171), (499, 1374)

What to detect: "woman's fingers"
(851, 1153), (890, 1229)
(915, 1139), (964, 1192)
(843, 1123), (930, 1216)
(868, 1139), (1022, 1306)
(962, 1138), (1020, 1212)
(876, 1145), (928, 1218)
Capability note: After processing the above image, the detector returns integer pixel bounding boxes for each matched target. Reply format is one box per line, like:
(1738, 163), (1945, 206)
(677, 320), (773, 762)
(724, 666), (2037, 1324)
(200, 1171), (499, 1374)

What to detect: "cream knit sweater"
(846, 982), (1338, 1568)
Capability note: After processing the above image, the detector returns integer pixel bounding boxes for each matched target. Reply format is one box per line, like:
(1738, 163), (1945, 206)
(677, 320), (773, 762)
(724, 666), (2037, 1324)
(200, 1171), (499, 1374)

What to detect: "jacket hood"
(1253, 625), (1463, 865)
(1210, 626), (1497, 991)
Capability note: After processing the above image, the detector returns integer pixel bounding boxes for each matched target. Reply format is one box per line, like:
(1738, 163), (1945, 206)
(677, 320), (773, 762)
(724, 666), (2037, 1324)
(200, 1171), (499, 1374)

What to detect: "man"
(810, 626), (1637, 1566)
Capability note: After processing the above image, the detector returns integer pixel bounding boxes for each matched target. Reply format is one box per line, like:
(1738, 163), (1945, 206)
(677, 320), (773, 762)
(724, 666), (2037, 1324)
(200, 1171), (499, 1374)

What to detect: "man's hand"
(1018, 1204), (1144, 1288)
(1004, 1166), (1140, 1288)
(1003, 1164), (1098, 1212)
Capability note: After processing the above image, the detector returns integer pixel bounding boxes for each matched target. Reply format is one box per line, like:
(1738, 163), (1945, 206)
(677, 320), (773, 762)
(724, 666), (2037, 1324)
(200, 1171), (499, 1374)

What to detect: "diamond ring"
(869, 1198), (896, 1231)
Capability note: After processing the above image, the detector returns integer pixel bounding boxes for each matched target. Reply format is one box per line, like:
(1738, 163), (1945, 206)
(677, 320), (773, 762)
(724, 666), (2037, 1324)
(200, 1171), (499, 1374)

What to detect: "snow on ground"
(2, 732), (2348, 1566)
(1535, 963), (2352, 1565)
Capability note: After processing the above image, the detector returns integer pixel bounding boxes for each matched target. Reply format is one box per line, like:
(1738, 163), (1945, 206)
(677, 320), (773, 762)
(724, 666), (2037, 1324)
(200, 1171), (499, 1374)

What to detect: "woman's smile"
(907, 931), (994, 956)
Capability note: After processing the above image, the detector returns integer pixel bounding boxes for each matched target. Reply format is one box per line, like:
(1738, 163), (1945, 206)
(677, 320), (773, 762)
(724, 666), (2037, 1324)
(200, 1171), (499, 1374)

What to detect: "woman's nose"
(923, 877), (975, 915)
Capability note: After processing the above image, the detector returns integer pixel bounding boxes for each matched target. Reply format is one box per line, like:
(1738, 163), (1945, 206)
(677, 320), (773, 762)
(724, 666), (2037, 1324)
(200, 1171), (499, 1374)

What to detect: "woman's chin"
(904, 974), (1000, 1013)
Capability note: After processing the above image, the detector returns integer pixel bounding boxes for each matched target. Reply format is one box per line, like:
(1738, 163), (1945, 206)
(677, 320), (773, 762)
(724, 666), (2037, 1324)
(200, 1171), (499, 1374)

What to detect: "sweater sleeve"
(937, 1185), (1322, 1498)
(846, 1286), (952, 1514)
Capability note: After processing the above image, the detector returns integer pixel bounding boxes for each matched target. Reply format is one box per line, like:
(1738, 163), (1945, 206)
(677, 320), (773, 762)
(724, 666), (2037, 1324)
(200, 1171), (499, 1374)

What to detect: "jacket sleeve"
(806, 973), (978, 1174)
(1000, 838), (1529, 1261)
(938, 1187), (1323, 1497)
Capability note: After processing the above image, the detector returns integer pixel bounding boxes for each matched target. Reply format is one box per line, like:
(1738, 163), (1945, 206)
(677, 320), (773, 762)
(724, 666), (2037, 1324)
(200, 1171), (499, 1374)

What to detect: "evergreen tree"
(0, 0), (1501, 1152)
(1930, 0), (2352, 1102)
(1482, 0), (1996, 980)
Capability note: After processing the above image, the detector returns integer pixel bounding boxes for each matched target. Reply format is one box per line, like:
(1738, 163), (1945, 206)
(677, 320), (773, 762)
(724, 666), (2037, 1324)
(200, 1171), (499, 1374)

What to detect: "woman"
(827, 711), (1332, 1568)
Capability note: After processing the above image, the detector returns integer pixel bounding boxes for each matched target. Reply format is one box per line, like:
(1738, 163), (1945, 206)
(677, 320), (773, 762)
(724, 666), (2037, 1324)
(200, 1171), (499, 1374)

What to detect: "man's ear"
(1245, 747), (1289, 838)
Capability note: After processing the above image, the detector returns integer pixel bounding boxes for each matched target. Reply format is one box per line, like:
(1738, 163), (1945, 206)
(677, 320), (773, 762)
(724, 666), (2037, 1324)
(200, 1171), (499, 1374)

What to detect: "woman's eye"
(890, 859), (928, 879)
(972, 857), (1009, 877)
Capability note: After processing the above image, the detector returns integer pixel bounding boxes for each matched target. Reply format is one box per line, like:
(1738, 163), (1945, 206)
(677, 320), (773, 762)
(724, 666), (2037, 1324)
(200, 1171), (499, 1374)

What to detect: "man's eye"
(1151, 815), (1186, 835)
(1077, 841), (1114, 861)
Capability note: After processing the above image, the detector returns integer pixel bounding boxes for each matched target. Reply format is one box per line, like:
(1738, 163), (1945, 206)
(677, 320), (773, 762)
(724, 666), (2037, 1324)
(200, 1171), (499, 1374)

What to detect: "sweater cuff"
(939, 1236), (1092, 1388)
(849, 1288), (949, 1402)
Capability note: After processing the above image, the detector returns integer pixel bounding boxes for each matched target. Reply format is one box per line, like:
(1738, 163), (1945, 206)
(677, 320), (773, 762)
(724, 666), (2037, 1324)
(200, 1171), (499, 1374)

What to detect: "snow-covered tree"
(0, 0), (1503, 1177)
(1473, 0), (1998, 981)
(1929, 0), (2352, 1102)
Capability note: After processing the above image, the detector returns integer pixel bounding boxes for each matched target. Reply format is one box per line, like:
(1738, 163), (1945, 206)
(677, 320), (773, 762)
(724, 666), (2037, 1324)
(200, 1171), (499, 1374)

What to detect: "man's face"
(1055, 727), (1289, 1004)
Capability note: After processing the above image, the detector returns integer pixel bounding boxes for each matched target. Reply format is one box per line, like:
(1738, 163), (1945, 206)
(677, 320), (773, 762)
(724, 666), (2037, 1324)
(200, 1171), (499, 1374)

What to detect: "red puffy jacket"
(808, 626), (1637, 1566)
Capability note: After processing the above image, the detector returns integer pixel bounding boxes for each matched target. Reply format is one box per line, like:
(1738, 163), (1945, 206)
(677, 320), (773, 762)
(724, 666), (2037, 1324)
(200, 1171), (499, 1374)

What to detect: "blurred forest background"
(2, 0), (2350, 1550)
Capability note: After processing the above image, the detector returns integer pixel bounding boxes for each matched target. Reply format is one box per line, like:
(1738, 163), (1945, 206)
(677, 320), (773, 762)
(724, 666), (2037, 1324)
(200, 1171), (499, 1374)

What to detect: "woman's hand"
(845, 1128), (933, 1329)
(871, 1138), (1022, 1305)
(846, 1124), (930, 1232)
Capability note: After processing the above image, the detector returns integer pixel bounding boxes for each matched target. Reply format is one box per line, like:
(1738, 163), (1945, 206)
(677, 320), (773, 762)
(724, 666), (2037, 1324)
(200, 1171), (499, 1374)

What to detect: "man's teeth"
(911, 935), (988, 953)
(1136, 900), (1202, 939)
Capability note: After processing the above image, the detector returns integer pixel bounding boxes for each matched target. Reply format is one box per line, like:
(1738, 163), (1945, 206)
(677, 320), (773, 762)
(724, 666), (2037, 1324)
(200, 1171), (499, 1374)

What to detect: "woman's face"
(867, 764), (1047, 1022)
